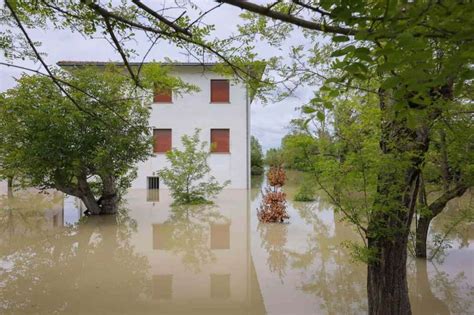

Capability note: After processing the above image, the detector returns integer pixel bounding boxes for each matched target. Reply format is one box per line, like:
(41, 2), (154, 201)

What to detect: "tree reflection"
(159, 204), (229, 272)
(290, 199), (368, 314)
(257, 222), (289, 281)
(0, 193), (150, 314)
(286, 197), (474, 314)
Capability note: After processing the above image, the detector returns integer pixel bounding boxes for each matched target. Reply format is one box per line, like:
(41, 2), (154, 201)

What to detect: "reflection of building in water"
(0, 190), (65, 245)
(126, 189), (266, 314)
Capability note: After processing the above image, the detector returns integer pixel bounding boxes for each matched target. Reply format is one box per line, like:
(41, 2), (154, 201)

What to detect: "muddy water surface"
(0, 177), (472, 314)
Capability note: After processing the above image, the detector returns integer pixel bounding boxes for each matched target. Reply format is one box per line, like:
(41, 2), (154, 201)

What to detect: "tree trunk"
(99, 175), (119, 214)
(367, 89), (431, 315)
(415, 216), (431, 258)
(415, 183), (468, 258)
(7, 176), (13, 198)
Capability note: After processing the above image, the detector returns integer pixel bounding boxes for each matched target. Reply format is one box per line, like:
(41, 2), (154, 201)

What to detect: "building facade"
(58, 62), (252, 190)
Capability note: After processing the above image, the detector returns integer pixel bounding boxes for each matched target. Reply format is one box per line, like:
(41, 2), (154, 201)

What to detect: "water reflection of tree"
(0, 196), (150, 314)
(290, 199), (368, 314)
(257, 222), (289, 281)
(163, 204), (228, 272)
(408, 258), (473, 314)
(289, 198), (474, 314)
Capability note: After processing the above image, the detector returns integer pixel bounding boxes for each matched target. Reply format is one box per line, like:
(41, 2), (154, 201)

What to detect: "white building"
(58, 62), (254, 190)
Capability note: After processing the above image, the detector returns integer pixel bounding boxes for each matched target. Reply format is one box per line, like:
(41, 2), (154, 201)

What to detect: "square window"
(210, 224), (230, 249)
(210, 129), (230, 153)
(154, 88), (172, 103)
(210, 80), (230, 103)
(210, 274), (230, 299)
(153, 129), (172, 153)
(152, 275), (172, 299)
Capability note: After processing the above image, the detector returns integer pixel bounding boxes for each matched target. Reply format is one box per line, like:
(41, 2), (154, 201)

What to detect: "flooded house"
(57, 61), (254, 190)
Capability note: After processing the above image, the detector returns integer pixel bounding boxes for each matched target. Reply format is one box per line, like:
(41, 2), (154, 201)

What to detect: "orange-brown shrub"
(257, 167), (289, 223)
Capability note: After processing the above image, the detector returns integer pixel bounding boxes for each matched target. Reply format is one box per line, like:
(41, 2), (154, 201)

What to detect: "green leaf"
(316, 111), (325, 121)
(333, 35), (350, 42)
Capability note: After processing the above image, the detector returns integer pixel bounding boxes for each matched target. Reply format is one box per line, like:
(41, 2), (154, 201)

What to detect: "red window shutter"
(211, 129), (230, 153)
(210, 80), (229, 103)
(154, 88), (172, 103)
(153, 129), (172, 153)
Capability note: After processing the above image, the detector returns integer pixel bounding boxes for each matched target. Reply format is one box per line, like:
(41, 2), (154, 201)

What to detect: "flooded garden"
(0, 173), (472, 315)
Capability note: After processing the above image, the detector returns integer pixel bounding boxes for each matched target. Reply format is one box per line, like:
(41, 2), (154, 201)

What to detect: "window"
(210, 79), (230, 103)
(210, 129), (230, 153)
(147, 176), (160, 189)
(147, 189), (160, 202)
(153, 129), (172, 153)
(154, 87), (172, 103)
(152, 275), (173, 300)
(210, 274), (230, 299)
(210, 224), (230, 249)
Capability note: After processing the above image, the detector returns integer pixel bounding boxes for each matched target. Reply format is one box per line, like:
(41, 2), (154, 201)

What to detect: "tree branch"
(216, 0), (356, 35)
(131, 0), (192, 37)
(4, 0), (103, 122)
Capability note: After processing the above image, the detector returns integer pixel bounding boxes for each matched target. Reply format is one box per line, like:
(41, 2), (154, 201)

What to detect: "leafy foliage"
(159, 129), (229, 205)
(0, 66), (152, 214)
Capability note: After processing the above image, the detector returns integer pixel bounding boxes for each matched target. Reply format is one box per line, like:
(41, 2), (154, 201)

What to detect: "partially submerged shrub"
(159, 129), (229, 205)
(294, 176), (315, 202)
(257, 167), (289, 223)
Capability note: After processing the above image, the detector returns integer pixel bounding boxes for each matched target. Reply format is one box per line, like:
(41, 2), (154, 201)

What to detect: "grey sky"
(0, 1), (310, 151)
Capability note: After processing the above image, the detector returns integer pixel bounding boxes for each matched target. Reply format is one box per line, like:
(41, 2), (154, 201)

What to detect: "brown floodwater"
(0, 175), (472, 314)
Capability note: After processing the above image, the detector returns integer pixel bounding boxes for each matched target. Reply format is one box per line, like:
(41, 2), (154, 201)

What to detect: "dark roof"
(57, 61), (220, 68)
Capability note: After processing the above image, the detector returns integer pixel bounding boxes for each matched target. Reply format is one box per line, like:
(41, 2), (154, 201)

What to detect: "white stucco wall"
(131, 66), (250, 189)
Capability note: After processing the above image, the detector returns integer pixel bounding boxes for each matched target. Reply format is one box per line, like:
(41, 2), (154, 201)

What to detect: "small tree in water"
(159, 129), (229, 205)
(258, 167), (289, 223)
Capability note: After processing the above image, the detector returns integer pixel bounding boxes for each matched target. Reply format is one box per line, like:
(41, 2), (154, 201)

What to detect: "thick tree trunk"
(367, 89), (431, 315)
(99, 175), (119, 214)
(78, 175), (102, 215)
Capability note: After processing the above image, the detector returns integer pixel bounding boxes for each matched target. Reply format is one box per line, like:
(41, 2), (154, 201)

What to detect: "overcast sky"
(0, 1), (312, 151)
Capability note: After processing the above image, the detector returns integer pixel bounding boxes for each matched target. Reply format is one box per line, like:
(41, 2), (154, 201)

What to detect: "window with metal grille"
(210, 129), (230, 153)
(148, 176), (160, 189)
(210, 79), (230, 103)
(153, 129), (172, 153)
(147, 189), (160, 202)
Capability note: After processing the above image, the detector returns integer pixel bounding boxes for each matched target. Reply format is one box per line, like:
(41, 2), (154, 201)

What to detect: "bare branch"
(4, 0), (103, 122)
(102, 15), (141, 87)
(131, 0), (192, 37)
(216, 0), (356, 35)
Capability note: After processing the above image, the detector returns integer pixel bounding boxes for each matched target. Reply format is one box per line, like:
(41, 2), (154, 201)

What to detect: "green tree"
(251, 136), (264, 175)
(159, 129), (229, 205)
(281, 133), (318, 171)
(229, 3), (474, 313)
(0, 67), (151, 214)
(414, 103), (474, 258)
(265, 148), (284, 167)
